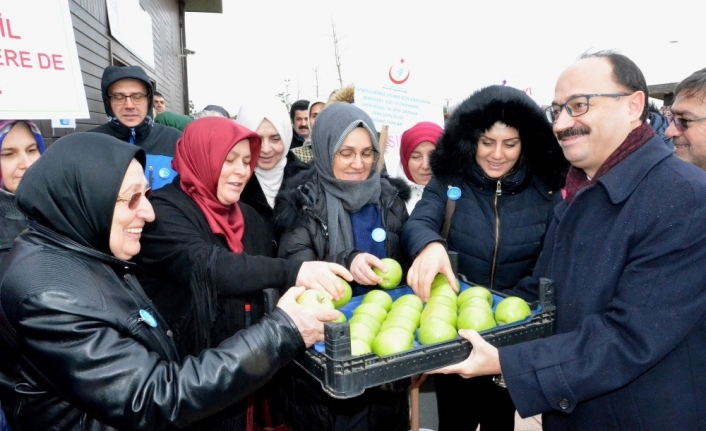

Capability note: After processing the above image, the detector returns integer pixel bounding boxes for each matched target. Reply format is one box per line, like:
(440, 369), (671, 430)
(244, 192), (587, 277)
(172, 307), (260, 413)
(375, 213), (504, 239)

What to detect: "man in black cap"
(89, 65), (181, 190)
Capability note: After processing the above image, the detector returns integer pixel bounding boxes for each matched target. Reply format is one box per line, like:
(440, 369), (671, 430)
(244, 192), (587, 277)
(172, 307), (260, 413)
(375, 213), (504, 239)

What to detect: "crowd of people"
(0, 50), (705, 431)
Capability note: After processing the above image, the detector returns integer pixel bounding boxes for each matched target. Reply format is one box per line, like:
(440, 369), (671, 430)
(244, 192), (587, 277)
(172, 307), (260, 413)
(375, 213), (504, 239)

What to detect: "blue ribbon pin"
(138, 309), (158, 328)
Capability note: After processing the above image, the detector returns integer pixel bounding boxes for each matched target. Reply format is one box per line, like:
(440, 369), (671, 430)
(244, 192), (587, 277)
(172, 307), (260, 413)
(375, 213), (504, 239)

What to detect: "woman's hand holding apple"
(407, 242), (456, 302)
(277, 286), (342, 347)
(296, 261), (353, 301)
(426, 329), (502, 379)
(349, 253), (384, 285)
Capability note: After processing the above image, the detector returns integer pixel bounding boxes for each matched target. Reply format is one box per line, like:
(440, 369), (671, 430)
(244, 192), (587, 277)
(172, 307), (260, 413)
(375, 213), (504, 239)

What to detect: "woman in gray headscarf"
(274, 102), (411, 431)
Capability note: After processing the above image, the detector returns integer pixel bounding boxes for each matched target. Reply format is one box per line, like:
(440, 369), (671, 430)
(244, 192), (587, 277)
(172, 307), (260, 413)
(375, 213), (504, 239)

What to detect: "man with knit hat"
(89, 65), (181, 190)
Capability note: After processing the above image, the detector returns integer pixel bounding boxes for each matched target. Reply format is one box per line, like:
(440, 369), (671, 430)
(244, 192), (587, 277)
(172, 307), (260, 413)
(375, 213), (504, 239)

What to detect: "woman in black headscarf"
(0, 132), (337, 431)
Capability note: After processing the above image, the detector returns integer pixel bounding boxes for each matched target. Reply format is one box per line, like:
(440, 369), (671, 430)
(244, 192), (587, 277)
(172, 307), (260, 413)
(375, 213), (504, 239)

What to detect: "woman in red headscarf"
(135, 117), (351, 359)
(134, 117), (351, 429)
(398, 121), (443, 213)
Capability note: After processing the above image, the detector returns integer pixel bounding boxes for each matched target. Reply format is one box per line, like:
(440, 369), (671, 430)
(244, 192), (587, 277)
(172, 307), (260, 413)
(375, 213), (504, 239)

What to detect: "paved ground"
(415, 376), (542, 431)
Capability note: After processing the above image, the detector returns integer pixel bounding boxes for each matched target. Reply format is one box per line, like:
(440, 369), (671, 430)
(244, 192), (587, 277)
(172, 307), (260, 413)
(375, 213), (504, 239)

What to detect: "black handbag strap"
(440, 185), (458, 240)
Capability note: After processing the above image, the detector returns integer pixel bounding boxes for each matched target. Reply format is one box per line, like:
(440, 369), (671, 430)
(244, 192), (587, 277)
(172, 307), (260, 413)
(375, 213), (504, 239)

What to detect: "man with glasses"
(429, 51), (706, 430)
(89, 65), (181, 189)
(666, 68), (706, 171)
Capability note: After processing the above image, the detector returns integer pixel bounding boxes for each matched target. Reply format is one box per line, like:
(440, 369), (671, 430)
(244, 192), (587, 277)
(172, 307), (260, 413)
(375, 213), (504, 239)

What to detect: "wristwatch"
(492, 374), (507, 388)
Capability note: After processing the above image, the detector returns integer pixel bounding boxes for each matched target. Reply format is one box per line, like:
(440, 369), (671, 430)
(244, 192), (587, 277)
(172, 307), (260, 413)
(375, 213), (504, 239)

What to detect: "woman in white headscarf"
(237, 98), (311, 236)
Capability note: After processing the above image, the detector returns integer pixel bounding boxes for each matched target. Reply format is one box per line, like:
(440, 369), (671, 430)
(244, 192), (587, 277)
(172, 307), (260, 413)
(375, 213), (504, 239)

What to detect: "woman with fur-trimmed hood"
(401, 85), (568, 431)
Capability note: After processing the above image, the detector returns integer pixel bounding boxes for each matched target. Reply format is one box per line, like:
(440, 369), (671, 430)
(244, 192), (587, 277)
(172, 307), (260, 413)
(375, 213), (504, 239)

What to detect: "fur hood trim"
(431, 85), (568, 190)
(327, 85), (355, 106)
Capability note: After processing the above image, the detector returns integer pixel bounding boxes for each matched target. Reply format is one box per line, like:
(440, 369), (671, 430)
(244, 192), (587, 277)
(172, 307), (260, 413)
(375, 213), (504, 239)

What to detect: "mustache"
(557, 126), (590, 141)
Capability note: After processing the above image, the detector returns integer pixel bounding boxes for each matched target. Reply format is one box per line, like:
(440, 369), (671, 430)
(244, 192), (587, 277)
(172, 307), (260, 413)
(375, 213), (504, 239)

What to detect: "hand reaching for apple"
(407, 242), (457, 302)
(350, 253), (385, 285)
(276, 286), (341, 347)
(296, 261), (353, 301)
(426, 329), (502, 379)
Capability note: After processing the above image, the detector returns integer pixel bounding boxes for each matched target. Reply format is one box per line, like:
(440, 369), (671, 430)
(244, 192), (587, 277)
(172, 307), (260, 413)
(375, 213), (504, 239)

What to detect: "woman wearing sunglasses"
(274, 102), (411, 431)
(401, 85), (569, 431)
(0, 133), (338, 431)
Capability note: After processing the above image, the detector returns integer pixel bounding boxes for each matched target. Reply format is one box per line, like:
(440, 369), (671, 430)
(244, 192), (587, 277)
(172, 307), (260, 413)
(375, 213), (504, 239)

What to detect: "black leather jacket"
(0, 224), (304, 431)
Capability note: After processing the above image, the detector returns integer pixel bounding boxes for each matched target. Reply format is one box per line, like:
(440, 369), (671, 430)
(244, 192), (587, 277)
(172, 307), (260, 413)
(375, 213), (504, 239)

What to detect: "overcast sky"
(184, 0), (705, 116)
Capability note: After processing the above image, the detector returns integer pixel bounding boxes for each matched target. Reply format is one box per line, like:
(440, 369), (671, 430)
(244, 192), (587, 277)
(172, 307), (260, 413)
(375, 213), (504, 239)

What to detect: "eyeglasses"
(336, 148), (377, 164)
(116, 188), (151, 210)
(545, 93), (632, 123)
(666, 114), (706, 132)
(108, 93), (149, 104)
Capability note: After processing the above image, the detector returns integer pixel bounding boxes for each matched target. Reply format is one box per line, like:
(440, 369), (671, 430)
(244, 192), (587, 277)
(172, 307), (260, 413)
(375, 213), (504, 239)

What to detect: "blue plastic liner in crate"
(312, 281), (543, 353)
(295, 277), (555, 398)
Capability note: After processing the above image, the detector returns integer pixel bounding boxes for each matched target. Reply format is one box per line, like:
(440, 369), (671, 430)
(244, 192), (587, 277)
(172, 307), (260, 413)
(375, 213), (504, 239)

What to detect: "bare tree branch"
(332, 19), (344, 89)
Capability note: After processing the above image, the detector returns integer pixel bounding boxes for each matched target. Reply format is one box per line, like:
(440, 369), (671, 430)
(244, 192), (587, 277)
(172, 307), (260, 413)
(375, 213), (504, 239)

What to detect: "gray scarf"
(311, 103), (382, 258)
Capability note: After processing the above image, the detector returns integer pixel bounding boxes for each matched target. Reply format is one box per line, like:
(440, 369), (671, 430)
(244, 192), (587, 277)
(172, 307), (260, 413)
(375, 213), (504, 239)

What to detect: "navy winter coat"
(401, 85), (568, 290)
(403, 167), (562, 290)
(89, 65), (181, 190)
(501, 136), (706, 431)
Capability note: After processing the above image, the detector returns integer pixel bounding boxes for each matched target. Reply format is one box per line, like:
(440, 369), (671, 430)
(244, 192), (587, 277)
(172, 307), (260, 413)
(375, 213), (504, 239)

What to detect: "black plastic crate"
(293, 277), (555, 398)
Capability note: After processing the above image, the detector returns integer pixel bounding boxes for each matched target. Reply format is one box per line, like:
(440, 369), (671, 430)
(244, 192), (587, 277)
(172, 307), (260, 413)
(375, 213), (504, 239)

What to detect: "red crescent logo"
(389, 67), (410, 85)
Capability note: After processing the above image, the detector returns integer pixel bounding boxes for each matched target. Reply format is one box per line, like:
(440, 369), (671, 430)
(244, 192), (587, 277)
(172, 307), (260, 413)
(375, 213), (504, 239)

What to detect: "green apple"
(332, 276), (353, 309)
(387, 305), (421, 327)
(372, 327), (415, 357)
(425, 295), (458, 311)
(458, 295), (492, 312)
(418, 317), (458, 345)
(296, 289), (335, 310)
(494, 296), (532, 325)
(430, 284), (458, 302)
(333, 311), (347, 323)
(380, 314), (418, 333)
(350, 338), (372, 356)
(392, 294), (423, 312)
(361, 289), (393, 312)
(421, 303), (457, 328)
(457, 305), (497, 332)
(349, 312), (381, 334)
(431, 273), (460, 290)
(349, 322), (376, 346)
(353, 302), (388, 323)
(372, 258), (403, 290)
(457, 286), (493, 308)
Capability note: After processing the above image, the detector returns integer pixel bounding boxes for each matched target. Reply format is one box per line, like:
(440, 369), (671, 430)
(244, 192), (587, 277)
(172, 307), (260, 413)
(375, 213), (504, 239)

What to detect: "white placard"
(355, 59), (444, 134)
(0, 0), (89, 119)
